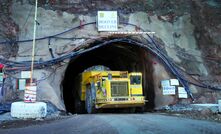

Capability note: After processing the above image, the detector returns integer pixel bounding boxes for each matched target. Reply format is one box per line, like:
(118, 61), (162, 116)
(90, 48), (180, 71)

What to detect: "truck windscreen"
(130, 76), (141, 85)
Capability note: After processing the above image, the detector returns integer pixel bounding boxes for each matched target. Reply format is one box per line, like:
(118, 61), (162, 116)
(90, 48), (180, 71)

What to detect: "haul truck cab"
(129, 72), (143, 97)
(78, 71), (145, 113)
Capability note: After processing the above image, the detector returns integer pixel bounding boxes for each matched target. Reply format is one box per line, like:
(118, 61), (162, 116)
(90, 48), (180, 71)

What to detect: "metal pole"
(30, 0), (38, 84)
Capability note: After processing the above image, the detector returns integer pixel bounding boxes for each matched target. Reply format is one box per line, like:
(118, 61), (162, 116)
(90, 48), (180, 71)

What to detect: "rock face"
(0, 0), (220, 112)
(0, 0), (19, 58)
(191, 0), (221, 81)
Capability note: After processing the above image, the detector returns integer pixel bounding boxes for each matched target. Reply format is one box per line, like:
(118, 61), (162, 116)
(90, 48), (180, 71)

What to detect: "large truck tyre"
(85, 87), (96, 114)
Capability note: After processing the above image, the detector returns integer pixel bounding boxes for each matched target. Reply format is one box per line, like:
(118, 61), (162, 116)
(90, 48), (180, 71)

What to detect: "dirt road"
(1, 113), (221, 134)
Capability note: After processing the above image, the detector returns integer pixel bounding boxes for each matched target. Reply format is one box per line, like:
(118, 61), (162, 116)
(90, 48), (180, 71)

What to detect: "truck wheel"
(86, 89), (96, 114)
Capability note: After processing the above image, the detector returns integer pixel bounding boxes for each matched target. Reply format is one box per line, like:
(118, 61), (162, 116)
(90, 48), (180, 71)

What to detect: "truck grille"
(114, 98), (128, 101)
(111, 82), (128, 97)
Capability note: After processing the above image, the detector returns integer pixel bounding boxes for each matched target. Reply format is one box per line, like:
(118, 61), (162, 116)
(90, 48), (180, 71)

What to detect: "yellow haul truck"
(77, 71), (145, 113)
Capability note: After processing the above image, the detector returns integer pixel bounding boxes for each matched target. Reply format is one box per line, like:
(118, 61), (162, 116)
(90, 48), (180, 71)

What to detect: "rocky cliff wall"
(0, 0), (220, 111)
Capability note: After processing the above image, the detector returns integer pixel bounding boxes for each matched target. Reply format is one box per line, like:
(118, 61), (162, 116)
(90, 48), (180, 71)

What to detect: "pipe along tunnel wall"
(62, 41), (156, 113)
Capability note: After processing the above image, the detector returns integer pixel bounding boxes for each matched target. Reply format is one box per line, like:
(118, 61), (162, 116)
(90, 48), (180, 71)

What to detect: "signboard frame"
(170, 79), (179, 86)
(162, 86), (176, 95)
(178, 87), (188, 98)
(97, 11), (118, 31)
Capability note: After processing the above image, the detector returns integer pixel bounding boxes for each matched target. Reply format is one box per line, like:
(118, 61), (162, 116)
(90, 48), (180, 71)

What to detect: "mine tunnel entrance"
(62, 40), (155, 113)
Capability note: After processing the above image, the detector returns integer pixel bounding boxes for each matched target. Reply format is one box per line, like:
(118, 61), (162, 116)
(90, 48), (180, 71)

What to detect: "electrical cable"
(0, 21), (219, 95)
(1, 20), (220, 62)
(2, 37), (220, 92)
(0, 22), (96, 44)
(120, 22), (194, 99)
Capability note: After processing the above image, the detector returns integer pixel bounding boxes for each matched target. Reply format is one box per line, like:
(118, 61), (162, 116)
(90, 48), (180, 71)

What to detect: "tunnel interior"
(62, 40), (155, 113)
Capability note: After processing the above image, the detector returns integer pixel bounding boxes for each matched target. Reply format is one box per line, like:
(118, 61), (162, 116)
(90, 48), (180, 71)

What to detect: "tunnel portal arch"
(62, 38), (161, 113)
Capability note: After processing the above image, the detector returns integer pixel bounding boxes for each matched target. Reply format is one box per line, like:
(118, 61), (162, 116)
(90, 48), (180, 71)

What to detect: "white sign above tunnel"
(97, 11), (118, 31)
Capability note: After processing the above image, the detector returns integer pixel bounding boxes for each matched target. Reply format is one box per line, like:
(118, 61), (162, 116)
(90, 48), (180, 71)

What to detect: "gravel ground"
(154, 104), (221, 123)
(1, 114), (221, 134)
(158, 111), (221, 123)
(0, 103), (221, 129)
(0, 112), (70, 129)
